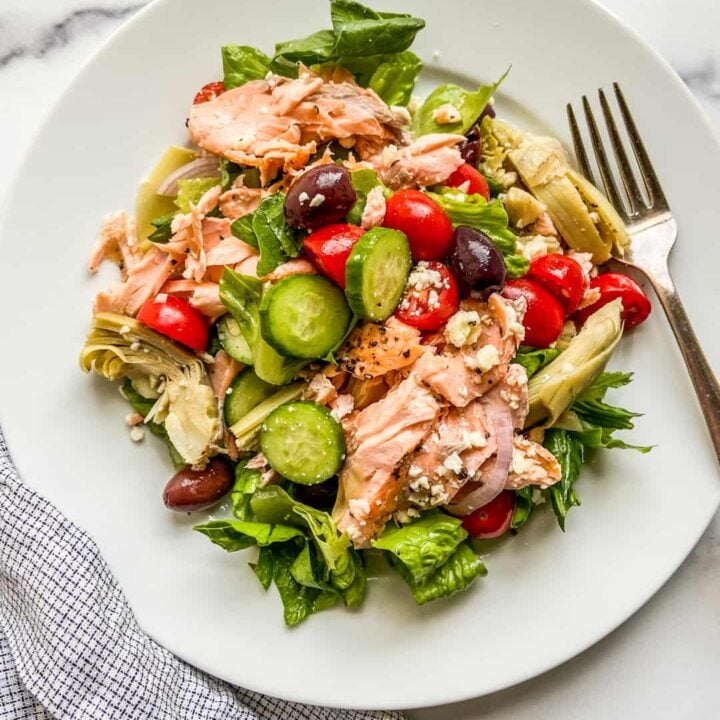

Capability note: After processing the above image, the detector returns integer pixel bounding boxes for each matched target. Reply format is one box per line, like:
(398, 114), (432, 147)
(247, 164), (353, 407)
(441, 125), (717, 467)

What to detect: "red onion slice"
(447, 396), (515, 516)
(155, 156), (221, 197)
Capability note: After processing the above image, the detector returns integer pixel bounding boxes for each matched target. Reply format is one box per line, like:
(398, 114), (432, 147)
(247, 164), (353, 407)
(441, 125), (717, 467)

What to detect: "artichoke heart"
(508, 137), (630, 264)
(525, 300), (624, 428)
(80, 312), (220, 466)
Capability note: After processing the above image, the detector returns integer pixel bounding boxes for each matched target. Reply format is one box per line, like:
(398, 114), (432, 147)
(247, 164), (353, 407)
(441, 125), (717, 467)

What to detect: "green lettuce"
(146, 213), (174, 244)
(413, 68), (509, 136)
(194, 519), (305, 551)
(222, 45), (274, 89)
(230, 214), (259, 249)
(513, 347), (562, 378)
(543, 429), (584, 531)
(346, 168), (383, 225)
(174, 178), (220, 213)
(231, 465), (262, 521)
(510, 486), (536, 531)
(397, 542), (487, 605)
(367, 51), (422, 106)
(373, 511), (468, 584)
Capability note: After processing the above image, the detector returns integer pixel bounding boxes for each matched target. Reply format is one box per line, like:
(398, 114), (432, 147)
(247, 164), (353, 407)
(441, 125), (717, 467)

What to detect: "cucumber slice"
(344, 227), (411, 321)
(259, 275), (352, 360)
(253, 337), (307, 385)
(260, 401), (346, 484)
(217, 315), (253, 364)
(224, 369), (276, 426)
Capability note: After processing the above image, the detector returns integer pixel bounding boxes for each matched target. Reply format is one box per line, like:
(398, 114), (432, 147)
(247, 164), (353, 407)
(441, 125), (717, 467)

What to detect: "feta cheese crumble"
(431, 103), (462, 124)
(444, 310), (482, 348)
(465, 344), (500, 373)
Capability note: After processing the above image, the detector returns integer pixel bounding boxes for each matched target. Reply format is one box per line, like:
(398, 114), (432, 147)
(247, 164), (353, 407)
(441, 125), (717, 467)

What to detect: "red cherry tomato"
(574, 272), (652, 329)
(461, 490), (515, 539)
(193, 81), (225, 105)
(383, 189), (453, 261)
(395, 262), (460, 331)
(303, 224), (365, 288)
(137, 295), (209, 352)
(527, 253), (587, 314)
(502, 278), (565, 348)
(446, 164), (491, 200)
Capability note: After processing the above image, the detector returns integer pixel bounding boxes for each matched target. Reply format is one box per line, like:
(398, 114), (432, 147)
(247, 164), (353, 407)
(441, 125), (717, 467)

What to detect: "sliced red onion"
(155, 156), (221, 197)
(447, 397), (515, 516)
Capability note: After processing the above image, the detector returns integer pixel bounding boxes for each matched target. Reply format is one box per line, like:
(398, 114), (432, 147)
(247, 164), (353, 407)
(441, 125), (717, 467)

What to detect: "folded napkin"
(0, 429), (405, 720)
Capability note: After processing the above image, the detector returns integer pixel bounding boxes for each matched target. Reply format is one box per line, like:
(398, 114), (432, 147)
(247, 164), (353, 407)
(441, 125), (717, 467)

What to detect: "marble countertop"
(1, 1), (718, 717)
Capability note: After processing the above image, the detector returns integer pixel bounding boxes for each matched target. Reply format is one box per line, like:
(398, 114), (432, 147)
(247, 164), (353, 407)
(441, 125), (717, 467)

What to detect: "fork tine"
(613, 82), (668, 209)
(566, 103), (596, 184)
(582, 95), (628, 217)
(598, 88), (646, 215)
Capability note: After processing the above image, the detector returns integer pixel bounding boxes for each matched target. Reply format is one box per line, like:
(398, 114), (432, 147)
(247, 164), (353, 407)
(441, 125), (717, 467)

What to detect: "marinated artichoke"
(79, 313), (220, 466)
(525, 300), (624, 428)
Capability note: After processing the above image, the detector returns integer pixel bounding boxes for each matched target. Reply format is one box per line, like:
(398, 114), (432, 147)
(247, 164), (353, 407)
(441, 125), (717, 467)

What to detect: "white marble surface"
(0, 0), (718, 717)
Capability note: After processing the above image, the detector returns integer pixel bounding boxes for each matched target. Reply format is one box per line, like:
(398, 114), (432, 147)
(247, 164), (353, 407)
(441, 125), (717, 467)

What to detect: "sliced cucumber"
(229, 382), (306, 451)
(224, 369), (276, 426)
(260, 401), (346, 485)
(344, 227), (411, 321)
(259, 275), (352, 360)
(253, 337), (307, 385)
(217, 315), (253, 364)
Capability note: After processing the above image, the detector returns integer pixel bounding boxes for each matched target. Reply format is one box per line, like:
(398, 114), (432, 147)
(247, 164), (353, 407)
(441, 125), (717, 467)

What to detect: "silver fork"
(567, 83), (720, 462)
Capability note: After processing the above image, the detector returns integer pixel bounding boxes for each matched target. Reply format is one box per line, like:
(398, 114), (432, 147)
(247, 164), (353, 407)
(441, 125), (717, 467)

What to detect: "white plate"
(1, 0), (719, 710)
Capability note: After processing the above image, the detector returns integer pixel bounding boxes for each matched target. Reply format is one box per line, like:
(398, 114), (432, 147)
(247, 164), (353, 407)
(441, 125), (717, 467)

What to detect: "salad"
(80, 0), (652, 626)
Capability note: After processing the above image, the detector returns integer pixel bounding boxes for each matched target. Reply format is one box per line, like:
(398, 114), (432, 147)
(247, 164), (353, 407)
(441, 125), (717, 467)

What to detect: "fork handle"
(651, 280), (720, 463)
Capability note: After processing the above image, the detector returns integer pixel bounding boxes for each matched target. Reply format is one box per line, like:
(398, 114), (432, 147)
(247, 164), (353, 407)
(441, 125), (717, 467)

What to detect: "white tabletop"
(1, 1), (718, 717)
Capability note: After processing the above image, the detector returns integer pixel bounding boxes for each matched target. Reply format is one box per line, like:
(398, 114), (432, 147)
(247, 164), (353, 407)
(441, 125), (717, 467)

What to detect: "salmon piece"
(234, 254), (260, 278)
(159, 279), (226, 321)
(396, 401), (496, 513)
(209, 350), (242, 406)
(261, 258), (316, 282)
(370, 133), (465, 189)
(93, 247), (174, 316)
(219, 182), (266, 220)
(505, 435), (561, 490)
(337, 317), (423, 379)
(414, 295), (525, 407)
(187, 74), (404, 185)
(360, 185), (386, 230)
(333, 373), (441, 547)
(205, 236), (257, 267)
(303, 373), (338, 406)
(88, 211), (142, 276)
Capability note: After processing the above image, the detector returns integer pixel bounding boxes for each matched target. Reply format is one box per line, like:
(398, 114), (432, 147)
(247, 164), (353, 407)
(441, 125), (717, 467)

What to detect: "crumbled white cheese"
(463, 430), (487, 448)
(348, 498), (371, 518)
(432, 103), (462, 124)
(130, 341), (141, 351)
(155, 293), (168, 303)
(309, 193), (326, 208)
(511, 448), (534, 475)
(406, 261), (447, 292)
(516, 234), (562, 261)
(465, 344), (501, 373)
(129, 426), (145, 443)
(119, 325), (130, 335)
(444, 310), (482, 348)
(298, 191), (310, 204)
(409, 475), (431, 492)
(531, 488), (546, 505)
(407, 464), (422, 478)
(443, 452), (464, 475)
(226, 387), (233, 395)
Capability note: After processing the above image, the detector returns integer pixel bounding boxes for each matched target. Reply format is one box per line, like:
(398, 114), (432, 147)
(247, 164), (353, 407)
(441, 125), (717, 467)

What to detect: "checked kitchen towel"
(0, 429), (403, 720)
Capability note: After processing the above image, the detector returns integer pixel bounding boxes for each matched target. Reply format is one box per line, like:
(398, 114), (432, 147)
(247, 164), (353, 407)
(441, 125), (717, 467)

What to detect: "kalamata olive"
(291, 476), (339, 512)
(479, 103), (496, 121)
(459, 138), (480, 167)
(284, 165), (356, 231)
(449, 226), (507, 297)
(163, 457), (233, 512)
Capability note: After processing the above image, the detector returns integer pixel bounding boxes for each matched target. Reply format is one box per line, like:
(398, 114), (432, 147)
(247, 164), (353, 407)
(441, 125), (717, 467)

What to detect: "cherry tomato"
(461, 490), (515, 539)
(527, 253), (587, 314)
(137, 295), (208, 352)
(383, 189), (453, 261)
(303, 223), (365, 288)
(193, 81), (225, 105)
(574, 272), (652, 329)
(446, 164), (491, 200)
(395, 262), (459, 331)
(502, 278), (565, 348)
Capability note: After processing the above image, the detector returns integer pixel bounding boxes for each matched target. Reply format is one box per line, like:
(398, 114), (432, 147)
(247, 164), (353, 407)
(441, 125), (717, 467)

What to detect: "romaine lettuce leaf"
(274, 30), (338, 65)
(146, 213), (174, 244)
(230, 214), (259, 249)
(252, 193), (301, 276)
(193, 519), (305, 551)
(395, 541), (487, 605)
(219, 268), (263, 349)
(372, 510), (467, 584)
(368, 51), (421, 106)
(231, 465), (261, 521)
(346, 168), (383, 225)
(174, 178), (220, 213)
(513, 347), (562, 378)
(413, 69), (509, 136)
(504, 253), (530, 279)
(251, 546), (274, 590)
(543, 429), (584, 531)
(221, 45), (274, 89)
(510, 486), (536, 530)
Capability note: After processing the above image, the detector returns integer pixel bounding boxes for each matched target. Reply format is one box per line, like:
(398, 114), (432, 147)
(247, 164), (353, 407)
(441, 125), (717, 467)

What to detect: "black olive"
(449, 226), (507, 297)
(291, 476), (339, 511)
(284, 165), (356, 231)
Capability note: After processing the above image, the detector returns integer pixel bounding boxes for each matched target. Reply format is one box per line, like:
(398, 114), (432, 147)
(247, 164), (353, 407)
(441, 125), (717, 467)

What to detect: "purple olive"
(449, 226), (507, 297)
(163, 458), (233, 512)
(284, 164), (356, 231)
(291, 476), (339, 511)
(459, 138), (480, 167)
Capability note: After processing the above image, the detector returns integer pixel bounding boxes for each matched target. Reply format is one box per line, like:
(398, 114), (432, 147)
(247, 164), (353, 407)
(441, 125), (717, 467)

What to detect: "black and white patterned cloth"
(0, 429), (405, 720)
